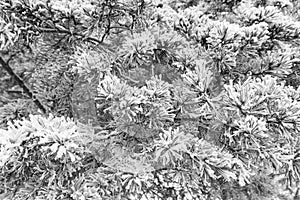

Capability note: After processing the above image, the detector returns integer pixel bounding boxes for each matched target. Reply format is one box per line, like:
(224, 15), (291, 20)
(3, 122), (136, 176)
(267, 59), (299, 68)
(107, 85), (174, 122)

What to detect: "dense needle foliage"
(1, 0), (300, 199)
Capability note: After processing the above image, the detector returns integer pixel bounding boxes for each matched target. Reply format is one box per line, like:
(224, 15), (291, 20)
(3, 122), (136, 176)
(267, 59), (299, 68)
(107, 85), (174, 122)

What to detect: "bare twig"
(0, 57), (47, 113)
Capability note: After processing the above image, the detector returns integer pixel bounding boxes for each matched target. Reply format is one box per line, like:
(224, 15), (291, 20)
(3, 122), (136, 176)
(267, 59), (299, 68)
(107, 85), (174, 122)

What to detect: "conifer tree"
(1, 0), (300, 199)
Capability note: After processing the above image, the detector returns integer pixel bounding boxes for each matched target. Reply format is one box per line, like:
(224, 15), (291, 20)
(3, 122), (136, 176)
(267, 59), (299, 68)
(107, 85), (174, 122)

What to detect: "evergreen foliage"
(1, 0), (300, 199)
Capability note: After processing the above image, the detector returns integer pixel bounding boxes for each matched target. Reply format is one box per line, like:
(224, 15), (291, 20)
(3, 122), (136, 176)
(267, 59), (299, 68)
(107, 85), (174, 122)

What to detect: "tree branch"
(0, 57), (47, 113)
(36, 27), (115, 52)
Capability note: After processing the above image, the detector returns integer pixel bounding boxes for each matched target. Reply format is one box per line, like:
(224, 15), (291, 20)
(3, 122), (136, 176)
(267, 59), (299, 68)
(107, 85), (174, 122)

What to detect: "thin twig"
(36, 27), (114, 52)
(0, 57), (47, 113)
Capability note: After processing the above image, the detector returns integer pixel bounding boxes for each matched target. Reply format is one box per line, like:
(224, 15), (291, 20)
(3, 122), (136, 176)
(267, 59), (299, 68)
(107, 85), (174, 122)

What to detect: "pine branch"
(36, 27), (115, 52)
(0, 57), (47, 113)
